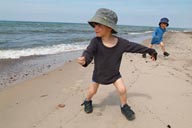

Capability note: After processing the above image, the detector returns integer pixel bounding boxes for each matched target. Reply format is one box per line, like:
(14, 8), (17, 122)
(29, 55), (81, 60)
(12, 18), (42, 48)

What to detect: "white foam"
(168, 30), (180, 33)
(128, 31), (153, 35)
(0, 43), (87, 59)
(183, 30), (192, 32)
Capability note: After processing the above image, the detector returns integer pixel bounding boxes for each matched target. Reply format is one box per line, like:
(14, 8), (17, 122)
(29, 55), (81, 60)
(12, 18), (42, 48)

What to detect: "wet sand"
(0, 50), (83, 90)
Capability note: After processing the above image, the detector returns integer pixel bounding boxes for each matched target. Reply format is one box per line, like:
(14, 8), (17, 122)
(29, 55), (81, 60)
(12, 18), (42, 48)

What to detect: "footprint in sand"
(75, 79), (84, 86)
(40, 94), (48, 98)
(62, 80), (83, 92)
(168, 72), (175, 76)
(182, 92), (192, 97)
(94, 112), (102, 116)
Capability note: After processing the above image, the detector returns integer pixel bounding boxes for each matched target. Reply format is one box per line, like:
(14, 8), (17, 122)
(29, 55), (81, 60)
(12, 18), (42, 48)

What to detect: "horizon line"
(0, 19), (190, 29)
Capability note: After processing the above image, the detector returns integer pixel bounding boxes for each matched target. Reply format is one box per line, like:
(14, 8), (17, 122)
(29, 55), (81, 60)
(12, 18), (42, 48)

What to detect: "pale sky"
(0, 0), (191, 28)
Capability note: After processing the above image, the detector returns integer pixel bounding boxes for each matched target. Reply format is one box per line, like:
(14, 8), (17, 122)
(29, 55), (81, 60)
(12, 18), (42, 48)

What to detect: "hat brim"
(88, 17), (117, 34)
(159, 22), (169, 27)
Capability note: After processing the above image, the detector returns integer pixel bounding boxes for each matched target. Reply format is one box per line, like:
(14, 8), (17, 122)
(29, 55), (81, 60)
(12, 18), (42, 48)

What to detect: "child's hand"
(77, 56), (86, 65)
(150, 52), (157, 61)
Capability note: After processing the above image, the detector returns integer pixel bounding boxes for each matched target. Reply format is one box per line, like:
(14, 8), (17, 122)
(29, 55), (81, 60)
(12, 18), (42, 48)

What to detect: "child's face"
(93, 23), (112, 37)
(160, 23), (168, 29)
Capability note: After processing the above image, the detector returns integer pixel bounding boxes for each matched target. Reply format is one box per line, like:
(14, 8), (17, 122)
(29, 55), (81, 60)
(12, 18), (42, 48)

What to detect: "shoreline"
(0, 50), (83, 90)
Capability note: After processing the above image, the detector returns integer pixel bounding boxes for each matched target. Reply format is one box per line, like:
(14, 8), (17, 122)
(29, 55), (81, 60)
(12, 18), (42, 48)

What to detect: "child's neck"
(102, 34), (113, 42)
(101, 34), (118, 48)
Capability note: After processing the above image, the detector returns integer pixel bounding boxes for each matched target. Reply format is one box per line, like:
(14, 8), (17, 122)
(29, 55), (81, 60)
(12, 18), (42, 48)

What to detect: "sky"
(0, 0), (191, 28)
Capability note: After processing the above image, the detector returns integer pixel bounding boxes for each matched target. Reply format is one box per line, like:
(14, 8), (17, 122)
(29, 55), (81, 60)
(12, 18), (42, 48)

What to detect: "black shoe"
(142, 53), (146, 58)
(81, 100), (93, 113)
(121, 104), (135, 120)
(163, 52), (170, 57)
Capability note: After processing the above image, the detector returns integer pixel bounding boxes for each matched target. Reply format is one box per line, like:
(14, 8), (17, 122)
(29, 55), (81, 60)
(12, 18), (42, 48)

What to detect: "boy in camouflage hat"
(78, 8), (157, 120)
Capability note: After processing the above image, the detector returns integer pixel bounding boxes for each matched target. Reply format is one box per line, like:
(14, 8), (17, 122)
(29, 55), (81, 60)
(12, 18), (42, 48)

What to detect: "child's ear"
(110, 28), (113, 33)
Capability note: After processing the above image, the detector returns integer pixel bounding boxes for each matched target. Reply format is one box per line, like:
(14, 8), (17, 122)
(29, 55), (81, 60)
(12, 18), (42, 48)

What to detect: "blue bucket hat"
(88, 8), (118, 33)
(159, 17), (169, 26)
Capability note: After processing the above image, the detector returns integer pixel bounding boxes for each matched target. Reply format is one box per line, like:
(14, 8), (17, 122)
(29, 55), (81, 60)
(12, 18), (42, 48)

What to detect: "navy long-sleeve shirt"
(82, 37), (156, 85)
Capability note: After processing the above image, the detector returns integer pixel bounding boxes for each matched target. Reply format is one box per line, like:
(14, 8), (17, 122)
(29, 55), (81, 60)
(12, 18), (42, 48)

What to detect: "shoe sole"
(121, 111), (136, 121)
(164, 54), (170, 57)
(85, 110), (93, 114)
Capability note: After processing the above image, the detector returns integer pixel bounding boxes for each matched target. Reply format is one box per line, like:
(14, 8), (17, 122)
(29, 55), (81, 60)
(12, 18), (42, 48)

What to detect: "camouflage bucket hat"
(88, 8), (118, 34)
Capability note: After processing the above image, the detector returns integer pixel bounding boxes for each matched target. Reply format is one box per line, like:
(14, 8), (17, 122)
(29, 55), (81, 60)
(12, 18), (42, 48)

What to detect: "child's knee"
(119, 86), (127, 95)
(160, 42), (165, 47)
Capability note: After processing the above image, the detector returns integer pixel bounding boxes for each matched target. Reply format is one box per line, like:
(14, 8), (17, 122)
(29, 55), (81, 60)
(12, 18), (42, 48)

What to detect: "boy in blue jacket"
(143, 18), (170, 58)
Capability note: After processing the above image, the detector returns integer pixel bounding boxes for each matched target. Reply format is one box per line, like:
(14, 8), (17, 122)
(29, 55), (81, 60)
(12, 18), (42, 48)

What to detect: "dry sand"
(0, 32), (192, 128)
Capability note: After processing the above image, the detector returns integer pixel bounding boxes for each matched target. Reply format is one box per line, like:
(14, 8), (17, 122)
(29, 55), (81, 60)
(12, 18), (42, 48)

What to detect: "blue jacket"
(151, 27), (166, 44)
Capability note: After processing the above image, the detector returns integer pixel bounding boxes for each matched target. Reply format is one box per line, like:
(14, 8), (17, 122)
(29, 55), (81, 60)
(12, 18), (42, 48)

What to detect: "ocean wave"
(0, 43), (87, 59)
(168, 30), (180, 32)
(183, 30), (192, 32)
(128, 31), (153, 35)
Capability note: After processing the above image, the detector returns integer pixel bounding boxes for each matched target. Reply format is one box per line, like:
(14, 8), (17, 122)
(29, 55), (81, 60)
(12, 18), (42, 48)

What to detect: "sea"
(0, 20), (190, 89)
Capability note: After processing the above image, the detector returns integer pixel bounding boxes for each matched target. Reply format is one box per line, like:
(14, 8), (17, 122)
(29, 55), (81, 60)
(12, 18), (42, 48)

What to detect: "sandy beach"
(0, 32), (192, 128)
